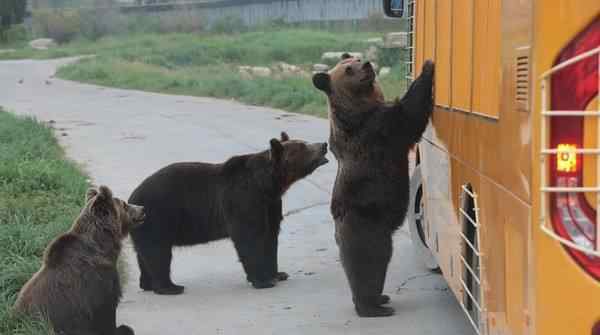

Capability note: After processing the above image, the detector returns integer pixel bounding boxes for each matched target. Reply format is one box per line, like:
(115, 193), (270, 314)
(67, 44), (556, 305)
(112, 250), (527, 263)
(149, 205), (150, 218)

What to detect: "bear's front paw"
(275, 272), (289, 281)
(251, 279), (277, 289)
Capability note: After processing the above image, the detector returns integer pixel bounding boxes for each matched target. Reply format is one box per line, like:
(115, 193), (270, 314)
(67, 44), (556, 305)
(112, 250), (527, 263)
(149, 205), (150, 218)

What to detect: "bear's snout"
(129, 204), (145, 224)
(360, 62), (376, 82)
(320, 142), (328, 155)
(312, 142), (329, 168)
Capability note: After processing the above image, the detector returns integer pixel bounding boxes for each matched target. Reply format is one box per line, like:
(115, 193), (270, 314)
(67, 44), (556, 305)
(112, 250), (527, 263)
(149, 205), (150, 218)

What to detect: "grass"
(0, 29), (372, 63)
(58, 58), (332, 116)
(59, 29), (409, 117)
(58, 57), (409, 117)
(2, 28), (410, 117)
(0, 109), (89, 335)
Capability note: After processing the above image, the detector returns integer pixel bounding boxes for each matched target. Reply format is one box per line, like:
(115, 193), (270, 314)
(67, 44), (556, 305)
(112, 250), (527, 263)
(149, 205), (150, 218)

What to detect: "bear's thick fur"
(14, 186), (145, 335)
(313, 55), (434, 317)
(128, 133), (328, 294)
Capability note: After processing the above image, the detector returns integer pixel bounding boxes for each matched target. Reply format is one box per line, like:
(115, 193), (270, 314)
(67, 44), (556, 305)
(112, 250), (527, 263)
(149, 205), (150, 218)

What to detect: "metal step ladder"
(458, 184), (485, 335)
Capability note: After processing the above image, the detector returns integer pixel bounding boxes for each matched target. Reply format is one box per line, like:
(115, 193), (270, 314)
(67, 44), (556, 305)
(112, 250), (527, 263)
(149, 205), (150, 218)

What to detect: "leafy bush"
(211, 15), (247, 34)
(378, 47), (402, 67)
(0, 0), (27, 42)
(33, 9), (81, 44)
(76, 10), (204, 40)
(78, 8), (128, 41)
(364, 11), (388, 32)
(2, 24), (28, 44)
(158, 11), (204, 33)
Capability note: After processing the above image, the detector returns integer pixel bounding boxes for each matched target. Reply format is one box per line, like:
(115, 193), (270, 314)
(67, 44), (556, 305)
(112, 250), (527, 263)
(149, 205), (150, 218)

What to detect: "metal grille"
(404, 0), (415, 90)
(539, 46), (600, 257)
(516, 54), (530, 111)
(458, 184), (485, 335)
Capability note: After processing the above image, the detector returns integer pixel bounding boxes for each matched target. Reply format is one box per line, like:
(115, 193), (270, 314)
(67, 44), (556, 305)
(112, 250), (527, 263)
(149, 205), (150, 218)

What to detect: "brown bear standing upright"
(14, 186), (145, 335)
(128, 133), (329, 294)
(313, 55), (434, 317)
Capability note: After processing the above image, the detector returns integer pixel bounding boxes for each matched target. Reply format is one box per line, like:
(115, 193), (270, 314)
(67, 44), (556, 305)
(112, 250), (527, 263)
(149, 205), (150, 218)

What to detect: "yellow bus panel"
(423, 0), (436, 62)
(472, 0), (502, 118)
(435, 0), (451, 106)
(450, 0), (473, 112)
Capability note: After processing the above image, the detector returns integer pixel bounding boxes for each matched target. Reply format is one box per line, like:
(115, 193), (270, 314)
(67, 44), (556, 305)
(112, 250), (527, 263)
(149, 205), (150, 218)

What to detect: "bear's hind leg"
(338, 223), (394, 317)
(144, 246), (184, 295)
(374, 233), (393, 306)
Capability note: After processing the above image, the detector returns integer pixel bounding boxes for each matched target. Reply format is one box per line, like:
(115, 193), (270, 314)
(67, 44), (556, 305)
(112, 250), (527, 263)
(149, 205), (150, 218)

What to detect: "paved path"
(1, 58), (474, 335)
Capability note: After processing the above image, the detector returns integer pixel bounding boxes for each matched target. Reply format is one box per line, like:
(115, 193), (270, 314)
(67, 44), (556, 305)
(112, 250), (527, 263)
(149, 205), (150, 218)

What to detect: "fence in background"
(116, 0), (388, 27)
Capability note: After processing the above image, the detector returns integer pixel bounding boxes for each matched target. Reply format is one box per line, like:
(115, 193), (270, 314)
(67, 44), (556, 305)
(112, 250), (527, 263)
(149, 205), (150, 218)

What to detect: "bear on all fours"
(313, 55), (434, 317)
(128, 133), (329, 295)
(14, 186), (145, 335)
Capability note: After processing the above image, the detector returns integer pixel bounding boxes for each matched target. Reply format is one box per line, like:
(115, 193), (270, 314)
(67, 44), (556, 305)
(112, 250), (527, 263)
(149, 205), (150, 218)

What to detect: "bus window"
(435, 0), (451, 107)
(451, 0), (473, 112)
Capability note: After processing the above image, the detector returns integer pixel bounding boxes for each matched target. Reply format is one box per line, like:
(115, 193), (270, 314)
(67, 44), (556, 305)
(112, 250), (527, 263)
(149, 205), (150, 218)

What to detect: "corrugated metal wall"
(202, 0), (383, 26)
(120, 0), (386, 27)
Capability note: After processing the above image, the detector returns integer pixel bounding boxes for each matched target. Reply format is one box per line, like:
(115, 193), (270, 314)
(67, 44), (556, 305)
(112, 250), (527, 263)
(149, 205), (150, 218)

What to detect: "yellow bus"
(384, 1), (600, 334)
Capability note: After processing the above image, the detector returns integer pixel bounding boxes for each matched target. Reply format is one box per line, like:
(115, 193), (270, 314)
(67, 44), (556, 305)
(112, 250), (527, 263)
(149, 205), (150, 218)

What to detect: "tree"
(0, 0), (27, 41)
(0, 0), (27, 28)
(14, 0), (27, 22)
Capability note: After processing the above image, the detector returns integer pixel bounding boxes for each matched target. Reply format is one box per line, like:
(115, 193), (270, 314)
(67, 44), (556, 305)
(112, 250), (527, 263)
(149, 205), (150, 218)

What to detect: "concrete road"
(1, 58), (475, 335)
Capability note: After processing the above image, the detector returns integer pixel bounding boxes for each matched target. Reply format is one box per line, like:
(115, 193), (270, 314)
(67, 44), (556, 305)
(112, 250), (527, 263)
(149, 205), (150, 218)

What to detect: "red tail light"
(593, 320), (600, 335)
(549, 17), (600, 280)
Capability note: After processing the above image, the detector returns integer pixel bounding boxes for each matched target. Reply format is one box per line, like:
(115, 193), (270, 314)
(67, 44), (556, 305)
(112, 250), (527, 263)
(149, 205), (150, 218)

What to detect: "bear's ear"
(93, 185), (113, 202)
(312, 72), (331, 94)
(341, 53), (352, 60)
(85, 187), (98, 203)
(269, 138), (284, 164)
(89, 185), (114, 216)
(280, 131), (290, 142)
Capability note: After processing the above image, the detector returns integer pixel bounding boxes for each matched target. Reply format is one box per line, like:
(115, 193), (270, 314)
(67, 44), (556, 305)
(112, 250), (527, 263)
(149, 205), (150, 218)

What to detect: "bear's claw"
(251, 279), (277, 289)
(153, 284), (185, 295)
(139, 280), (152, 291)
(355, 305), (395, 318)
(377, 294), (391, 305)
(275, 272), (289, 281)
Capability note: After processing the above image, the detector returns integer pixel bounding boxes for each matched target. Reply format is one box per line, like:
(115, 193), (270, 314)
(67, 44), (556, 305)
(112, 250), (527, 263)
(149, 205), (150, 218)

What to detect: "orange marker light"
(557, 144), (577, 172)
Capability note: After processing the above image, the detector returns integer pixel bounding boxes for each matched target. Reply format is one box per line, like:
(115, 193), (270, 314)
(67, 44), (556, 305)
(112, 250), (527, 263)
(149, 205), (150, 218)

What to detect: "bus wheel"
(408, 166), (440, 272)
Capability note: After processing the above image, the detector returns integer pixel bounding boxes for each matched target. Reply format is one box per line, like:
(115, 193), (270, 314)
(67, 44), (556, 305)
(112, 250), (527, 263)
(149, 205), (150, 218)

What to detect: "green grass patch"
(3, 28), (410, 117)
(0, 109), (89, 335)
(54, 29), (408, 117)
(58, 58), (332, 116)
(0, 29), (372, 63)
